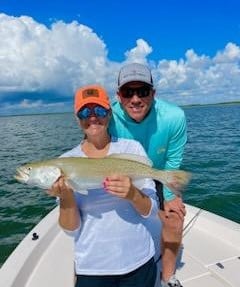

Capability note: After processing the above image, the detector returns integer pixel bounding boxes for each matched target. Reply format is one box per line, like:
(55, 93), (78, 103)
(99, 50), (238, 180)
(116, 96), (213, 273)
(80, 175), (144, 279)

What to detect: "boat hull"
(0, 204), (239, 287)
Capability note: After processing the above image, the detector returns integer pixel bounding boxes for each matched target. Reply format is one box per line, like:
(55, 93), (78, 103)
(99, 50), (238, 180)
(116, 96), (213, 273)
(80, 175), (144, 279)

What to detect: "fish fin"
(162, 170), (192, 195)
(107, 153), (152, 166)
(66, 179), (89, 195)
(66, 178), (104, 195)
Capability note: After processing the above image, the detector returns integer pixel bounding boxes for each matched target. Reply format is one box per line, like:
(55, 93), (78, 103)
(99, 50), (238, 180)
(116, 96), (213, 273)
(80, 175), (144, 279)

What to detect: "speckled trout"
(14, 153), (190, 195)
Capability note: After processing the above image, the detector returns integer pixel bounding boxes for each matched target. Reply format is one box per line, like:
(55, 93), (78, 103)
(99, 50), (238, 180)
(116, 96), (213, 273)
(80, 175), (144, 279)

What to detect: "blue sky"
(1, 0), (240, 115)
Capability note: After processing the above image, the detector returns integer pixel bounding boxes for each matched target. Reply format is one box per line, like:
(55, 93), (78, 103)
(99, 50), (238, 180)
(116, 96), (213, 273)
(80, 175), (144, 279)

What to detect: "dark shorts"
(154, 180), (164, 210)
(75, 257), (156, 287)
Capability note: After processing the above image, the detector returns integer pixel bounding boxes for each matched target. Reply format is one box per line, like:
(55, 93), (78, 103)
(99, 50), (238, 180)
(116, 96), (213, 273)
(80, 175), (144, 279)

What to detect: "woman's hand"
(103, 175), (151, 216)
(47, 176), (73, 200)
(103, 175), (136, 200)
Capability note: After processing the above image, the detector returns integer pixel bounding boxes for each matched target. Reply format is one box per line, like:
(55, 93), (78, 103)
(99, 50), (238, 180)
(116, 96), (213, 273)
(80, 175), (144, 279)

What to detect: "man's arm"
(163, 109), (187, 217)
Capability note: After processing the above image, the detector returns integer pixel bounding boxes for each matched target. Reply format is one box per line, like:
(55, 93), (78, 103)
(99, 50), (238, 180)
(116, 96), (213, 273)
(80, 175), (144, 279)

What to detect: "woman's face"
(77, 104), (111, 138)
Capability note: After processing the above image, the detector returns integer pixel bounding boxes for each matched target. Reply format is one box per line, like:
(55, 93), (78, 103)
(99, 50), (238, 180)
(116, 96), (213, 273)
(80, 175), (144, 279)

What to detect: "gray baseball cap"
(118, 63), (153, 88)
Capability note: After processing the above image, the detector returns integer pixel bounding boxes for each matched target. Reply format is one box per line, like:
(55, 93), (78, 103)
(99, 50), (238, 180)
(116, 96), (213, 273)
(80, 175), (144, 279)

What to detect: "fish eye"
(27, 167), (32, 171)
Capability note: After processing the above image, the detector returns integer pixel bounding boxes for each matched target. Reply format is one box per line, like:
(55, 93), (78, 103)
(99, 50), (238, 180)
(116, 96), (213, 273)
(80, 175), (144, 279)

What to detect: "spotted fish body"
(14, 154), (190, 195)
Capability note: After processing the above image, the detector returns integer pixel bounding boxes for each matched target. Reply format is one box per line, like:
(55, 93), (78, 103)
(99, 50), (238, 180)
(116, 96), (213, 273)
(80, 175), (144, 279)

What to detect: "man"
(109, 63), (187, 287)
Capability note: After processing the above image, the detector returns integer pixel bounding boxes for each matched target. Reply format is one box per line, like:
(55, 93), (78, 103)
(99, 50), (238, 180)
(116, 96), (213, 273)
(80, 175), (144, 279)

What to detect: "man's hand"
(163, 197), (186, 220)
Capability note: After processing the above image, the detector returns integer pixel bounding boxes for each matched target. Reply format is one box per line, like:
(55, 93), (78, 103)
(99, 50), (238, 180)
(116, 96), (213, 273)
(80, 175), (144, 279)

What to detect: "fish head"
(14, 163), (61, 189)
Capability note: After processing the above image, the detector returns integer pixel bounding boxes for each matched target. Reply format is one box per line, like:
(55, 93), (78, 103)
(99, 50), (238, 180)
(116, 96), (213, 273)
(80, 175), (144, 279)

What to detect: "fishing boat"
(0, 204), (239, 287)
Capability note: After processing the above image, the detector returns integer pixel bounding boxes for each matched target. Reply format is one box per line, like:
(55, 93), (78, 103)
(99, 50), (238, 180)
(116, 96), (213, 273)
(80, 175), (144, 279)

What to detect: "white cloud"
(214, 42), (240, 63)
(153, 47), (240, 104)
(0, 13), (240, 115)
(0, 13), (109, 96)
(124, 39), (152, 64)
(0, 98), (69, 116)
(20, 99), (43, 108)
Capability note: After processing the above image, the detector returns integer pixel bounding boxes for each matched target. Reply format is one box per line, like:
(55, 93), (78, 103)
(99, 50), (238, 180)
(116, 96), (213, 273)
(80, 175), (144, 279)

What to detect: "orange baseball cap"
(74, 85), (110, 114)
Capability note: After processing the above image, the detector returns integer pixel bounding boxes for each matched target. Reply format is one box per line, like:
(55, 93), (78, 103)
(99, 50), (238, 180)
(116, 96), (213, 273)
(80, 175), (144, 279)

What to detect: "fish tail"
(153, 169), (191, 195)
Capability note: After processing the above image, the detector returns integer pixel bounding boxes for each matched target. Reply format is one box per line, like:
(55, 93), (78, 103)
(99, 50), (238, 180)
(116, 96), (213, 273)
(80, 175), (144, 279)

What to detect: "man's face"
(118, 82), (155, 122)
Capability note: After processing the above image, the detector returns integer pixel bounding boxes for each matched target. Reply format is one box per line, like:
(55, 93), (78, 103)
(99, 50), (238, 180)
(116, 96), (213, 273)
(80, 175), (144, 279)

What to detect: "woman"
(49, 84), (159, 287)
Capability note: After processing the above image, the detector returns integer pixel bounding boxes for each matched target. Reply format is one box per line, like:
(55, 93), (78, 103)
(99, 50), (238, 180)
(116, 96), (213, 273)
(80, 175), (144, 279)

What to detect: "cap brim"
(75, 99), (110, 113)
(118, 80), (153, 88)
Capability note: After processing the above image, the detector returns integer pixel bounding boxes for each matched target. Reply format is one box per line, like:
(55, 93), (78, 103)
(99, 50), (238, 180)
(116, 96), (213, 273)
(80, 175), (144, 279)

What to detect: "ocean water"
(0, 104), (240, 266)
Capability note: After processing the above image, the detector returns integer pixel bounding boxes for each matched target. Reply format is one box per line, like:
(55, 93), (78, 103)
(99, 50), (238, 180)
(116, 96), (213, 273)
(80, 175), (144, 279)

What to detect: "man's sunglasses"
(77, 106), (110, 120)
(120, 86), (152, 99)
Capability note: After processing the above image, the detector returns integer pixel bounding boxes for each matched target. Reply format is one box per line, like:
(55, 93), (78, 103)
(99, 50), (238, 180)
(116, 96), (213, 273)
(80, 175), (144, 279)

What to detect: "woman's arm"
(48, 177), (80, 231)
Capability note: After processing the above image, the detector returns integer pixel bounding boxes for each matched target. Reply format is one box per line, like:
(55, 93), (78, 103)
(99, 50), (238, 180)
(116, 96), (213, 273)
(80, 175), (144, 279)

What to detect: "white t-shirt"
(61, 137), (160, 275)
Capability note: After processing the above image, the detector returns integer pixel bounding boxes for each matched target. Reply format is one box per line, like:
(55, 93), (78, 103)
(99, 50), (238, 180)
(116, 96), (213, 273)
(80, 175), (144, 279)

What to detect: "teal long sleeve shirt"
(108, 98), (187, 201)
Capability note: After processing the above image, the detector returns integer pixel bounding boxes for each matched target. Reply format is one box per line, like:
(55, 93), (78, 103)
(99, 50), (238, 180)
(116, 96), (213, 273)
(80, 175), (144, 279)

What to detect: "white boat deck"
(176, 206), (240, 287)
(0, 207), (74, 287)
(0, 204), (239, 287)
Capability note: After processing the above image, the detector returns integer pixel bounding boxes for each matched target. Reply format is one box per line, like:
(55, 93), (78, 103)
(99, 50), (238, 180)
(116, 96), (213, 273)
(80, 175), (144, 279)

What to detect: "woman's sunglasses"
(77, 106), (110, 120)
(120, 86), (152, 99)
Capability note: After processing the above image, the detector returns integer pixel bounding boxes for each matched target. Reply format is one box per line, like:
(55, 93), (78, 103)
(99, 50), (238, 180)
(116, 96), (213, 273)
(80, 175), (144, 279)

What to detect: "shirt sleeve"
(141, 187), (159, 218)
(62, 227), (81, 238)
(163, 110), (187, 201)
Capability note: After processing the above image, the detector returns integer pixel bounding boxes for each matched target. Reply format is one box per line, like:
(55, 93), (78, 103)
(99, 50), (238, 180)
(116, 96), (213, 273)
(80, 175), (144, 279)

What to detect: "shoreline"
(1, 101), (240, 117)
